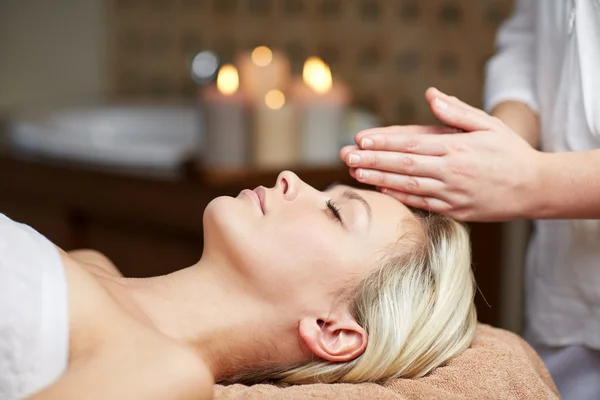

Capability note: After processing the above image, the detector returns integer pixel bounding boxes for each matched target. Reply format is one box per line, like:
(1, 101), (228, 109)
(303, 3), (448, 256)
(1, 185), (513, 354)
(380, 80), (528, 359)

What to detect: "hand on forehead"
(340, 87), (539, 221)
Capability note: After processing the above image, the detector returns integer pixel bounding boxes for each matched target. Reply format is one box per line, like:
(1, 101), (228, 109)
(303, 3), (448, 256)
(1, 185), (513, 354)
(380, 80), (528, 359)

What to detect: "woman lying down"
(0, 171), (477, 400)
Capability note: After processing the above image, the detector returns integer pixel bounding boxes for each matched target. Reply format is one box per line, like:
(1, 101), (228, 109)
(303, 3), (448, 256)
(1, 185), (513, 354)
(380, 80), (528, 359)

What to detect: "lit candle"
(253, 89), (298, 169)
(201, 64), (248, 168)
(237, 46), (291, 104)
(290, 57), (350, 166)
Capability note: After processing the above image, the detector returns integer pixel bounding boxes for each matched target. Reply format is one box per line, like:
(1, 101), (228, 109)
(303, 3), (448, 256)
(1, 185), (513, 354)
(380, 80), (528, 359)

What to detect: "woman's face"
(203, 171), (417, 309)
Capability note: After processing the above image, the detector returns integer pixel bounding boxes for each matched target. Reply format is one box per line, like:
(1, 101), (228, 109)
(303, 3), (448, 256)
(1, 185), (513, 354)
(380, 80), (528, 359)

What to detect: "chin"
(203, 195), (232, 220)
(202, 195), (255, 265)
(203, 195), (239, 238)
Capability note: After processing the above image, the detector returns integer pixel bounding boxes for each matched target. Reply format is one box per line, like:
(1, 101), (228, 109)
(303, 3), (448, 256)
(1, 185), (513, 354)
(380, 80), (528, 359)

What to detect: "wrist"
(522, 151), (568, 219)
(520, 150), (551, 219)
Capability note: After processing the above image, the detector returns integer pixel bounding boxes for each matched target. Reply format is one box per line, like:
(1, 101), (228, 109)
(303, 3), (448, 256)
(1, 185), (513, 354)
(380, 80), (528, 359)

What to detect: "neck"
(107, 255), (295, 381)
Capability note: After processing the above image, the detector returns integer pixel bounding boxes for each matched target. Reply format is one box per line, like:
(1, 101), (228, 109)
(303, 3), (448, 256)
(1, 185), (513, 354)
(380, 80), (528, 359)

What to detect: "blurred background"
(0, 0), (528, 332)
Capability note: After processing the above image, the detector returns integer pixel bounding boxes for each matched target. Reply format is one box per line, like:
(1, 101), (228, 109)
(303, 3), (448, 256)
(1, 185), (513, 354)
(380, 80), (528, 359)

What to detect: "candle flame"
(252, 46), (273, 67)
(265, 89), (286, 110)
(216, 64), (239, 95)
(302, 57), (333, 94)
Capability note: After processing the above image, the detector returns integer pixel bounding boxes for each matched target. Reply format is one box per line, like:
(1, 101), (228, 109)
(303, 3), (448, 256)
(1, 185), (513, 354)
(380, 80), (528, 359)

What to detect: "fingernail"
(358, 169), (369, 179)
(435, 97), (448, 110)
(348, 154), (360, 165)
(361, 138), (374, 148)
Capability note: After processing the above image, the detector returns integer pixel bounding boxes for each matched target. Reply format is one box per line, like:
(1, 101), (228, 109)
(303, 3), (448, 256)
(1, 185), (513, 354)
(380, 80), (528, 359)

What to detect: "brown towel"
(214, 324), (559, 399)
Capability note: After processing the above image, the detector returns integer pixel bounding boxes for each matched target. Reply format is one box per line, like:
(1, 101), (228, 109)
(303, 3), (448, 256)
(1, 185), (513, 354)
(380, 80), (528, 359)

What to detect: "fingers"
(345, 151), (444, 179)
(349, 167), (357, 179)
(425, 87), (441, 104)
(354, 125), (460, 149)
(340, 145), (358, 162)
(426, 88), (484, 115)
(352, 130), (453, 156)
(381, 188), (452, 214)
(426, 87), (502, 132)
(353, 169), (445, 197)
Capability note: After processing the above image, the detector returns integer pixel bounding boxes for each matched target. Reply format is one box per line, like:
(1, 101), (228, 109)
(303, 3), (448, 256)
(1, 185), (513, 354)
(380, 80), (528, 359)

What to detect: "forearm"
(527, 149), (600, 219)
(491, 101), (540, 148)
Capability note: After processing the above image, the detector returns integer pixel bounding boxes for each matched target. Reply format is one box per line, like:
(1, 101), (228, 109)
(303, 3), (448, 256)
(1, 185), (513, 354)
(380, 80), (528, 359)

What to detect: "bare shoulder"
(66, 248), (123, 277)
(31, 331), (214, 400)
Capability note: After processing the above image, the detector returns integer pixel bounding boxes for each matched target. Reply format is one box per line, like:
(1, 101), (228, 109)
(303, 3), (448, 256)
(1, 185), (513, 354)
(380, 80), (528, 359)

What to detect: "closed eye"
(326, 200), (344, 225)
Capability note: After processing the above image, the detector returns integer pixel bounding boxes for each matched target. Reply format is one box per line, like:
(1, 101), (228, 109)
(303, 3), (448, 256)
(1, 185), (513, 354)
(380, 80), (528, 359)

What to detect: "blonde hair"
(231, 211), (477, 384)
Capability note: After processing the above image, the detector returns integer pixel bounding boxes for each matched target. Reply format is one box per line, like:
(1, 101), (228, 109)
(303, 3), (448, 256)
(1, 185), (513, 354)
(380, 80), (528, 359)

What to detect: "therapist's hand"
(340, 88), (543, 221)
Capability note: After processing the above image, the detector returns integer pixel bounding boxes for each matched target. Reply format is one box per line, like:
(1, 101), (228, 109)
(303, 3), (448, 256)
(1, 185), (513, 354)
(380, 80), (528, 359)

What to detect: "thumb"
(425, 87), (496, 132)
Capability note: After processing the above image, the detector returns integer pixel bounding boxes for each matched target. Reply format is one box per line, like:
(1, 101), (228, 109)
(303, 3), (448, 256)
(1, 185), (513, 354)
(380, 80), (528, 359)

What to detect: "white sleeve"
(484, 0), (539, 114)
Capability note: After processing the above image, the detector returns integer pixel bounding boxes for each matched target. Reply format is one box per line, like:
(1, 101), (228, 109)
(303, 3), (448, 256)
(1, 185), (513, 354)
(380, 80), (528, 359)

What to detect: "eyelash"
(326, 200), (343, 224)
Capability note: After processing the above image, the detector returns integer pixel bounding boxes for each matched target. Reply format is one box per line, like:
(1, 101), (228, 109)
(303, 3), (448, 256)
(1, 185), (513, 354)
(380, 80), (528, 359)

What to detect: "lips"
(241, 188), (265, 215)
(253, 186), (266, 215)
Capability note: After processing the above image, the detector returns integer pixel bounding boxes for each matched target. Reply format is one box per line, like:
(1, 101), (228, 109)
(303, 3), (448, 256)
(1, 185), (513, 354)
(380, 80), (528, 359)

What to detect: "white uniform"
(484, 1), (600, 398)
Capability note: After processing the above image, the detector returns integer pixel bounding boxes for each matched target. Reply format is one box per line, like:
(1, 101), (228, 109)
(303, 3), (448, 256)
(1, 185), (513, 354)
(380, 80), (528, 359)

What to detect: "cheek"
(250, 216), (356, 297)
(269, 215), (338, 263)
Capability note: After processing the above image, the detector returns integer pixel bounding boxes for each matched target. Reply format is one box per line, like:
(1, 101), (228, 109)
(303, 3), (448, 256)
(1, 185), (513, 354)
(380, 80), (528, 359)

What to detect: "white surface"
(8, 105), (204, 171)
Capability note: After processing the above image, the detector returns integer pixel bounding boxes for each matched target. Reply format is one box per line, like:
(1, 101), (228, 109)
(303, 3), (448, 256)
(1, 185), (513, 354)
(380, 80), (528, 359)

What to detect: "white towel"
(0, 214), (69, 399)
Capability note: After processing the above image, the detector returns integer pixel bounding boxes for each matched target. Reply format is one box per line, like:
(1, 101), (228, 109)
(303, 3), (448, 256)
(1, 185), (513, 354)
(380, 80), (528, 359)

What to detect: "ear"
(298, 314), (368, 362)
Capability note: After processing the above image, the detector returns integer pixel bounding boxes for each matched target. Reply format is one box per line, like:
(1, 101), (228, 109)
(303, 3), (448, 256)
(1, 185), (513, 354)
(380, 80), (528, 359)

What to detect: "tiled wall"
(0, 0), (107, 108)
(108, 0), (512, 124)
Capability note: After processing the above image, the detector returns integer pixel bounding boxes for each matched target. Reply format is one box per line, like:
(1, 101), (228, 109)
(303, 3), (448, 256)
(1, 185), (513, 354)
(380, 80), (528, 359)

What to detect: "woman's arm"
(491, 101), (540, 148)
(484, 0), (539, 147)
(28, 341), (213, 400)
(529, 150), (600, 219)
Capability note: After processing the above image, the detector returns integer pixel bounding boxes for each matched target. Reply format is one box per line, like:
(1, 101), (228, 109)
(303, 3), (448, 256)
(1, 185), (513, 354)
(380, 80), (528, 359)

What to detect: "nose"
(276, 170), (300, 201)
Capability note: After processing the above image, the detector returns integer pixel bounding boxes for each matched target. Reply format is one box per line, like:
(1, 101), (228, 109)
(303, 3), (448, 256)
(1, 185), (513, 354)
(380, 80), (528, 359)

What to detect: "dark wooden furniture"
(0, 152), (503, 325)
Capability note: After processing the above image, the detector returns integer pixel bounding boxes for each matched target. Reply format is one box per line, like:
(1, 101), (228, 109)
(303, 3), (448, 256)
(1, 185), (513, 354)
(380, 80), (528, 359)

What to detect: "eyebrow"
(342, 189), (372, 223)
